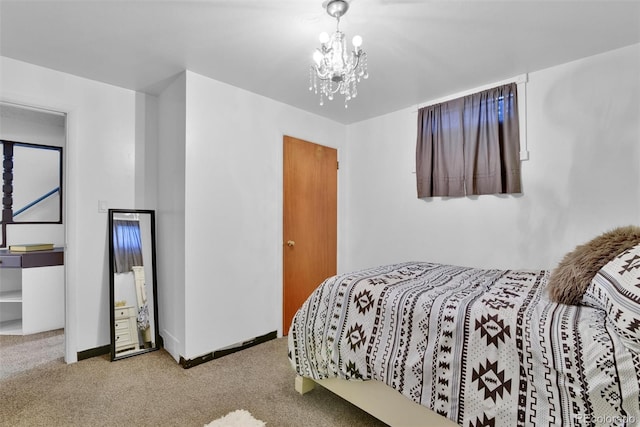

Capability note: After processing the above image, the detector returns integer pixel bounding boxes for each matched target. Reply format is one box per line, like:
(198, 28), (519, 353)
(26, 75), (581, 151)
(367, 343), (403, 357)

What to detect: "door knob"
(287, 240), (295, 247)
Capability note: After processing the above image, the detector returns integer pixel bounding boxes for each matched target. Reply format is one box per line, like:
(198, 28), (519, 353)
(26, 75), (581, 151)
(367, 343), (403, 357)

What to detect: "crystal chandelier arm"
(351, 52), (362, 71)
(326, 82), (342, 95)
(312, 69), (345, 94)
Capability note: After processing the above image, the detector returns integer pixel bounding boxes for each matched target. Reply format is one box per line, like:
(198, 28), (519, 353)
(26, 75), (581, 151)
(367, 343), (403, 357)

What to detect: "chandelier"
(309, 0), (368, 108)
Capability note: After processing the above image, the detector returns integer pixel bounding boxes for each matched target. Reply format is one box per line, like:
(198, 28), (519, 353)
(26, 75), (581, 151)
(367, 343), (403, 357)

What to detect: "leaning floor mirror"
(108, 209), (160, 361)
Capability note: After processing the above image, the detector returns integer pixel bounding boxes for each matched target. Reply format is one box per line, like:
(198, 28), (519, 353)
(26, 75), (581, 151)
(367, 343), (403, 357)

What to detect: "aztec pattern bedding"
(288, 262), (640, 426)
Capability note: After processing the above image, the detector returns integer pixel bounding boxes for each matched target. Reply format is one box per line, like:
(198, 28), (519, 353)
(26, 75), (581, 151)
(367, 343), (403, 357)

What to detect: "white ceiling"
(1, 0), (639, 124)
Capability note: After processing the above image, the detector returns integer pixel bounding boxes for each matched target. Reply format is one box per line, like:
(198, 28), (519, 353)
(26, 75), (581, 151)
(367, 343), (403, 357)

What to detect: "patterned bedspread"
(288, 262), (640, 426)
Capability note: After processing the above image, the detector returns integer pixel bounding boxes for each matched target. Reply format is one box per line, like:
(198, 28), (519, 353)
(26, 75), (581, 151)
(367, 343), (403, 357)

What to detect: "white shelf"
(0, 319), (23, 335)
(0, 290), (22, 302)
(0, 264), (64, 335)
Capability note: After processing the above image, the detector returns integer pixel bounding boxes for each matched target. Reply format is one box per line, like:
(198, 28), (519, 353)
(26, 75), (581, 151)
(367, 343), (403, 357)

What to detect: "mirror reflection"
(12, 143), (62, 222)
(0, 140), (63, 223)
(109, 209), (159, 360)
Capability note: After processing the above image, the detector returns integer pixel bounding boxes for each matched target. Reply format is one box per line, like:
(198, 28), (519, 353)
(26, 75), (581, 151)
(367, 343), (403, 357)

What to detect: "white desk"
(0, 248), (64, 335)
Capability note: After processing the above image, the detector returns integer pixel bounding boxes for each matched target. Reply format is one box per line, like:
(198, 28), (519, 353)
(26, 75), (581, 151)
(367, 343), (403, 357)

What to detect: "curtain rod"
(415, 73), (528, 111)
(0, 100), (66, 117)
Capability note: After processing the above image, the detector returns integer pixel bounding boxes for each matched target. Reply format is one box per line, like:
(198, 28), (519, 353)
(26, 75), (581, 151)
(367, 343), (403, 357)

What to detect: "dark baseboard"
(77, 344), (110, 361)
(77, 336), (164, 361)
(179, 352), (214, 369)
(179, 330), (277, 369)
(78, 332), (276, 368)
(213, 330), (278, 359)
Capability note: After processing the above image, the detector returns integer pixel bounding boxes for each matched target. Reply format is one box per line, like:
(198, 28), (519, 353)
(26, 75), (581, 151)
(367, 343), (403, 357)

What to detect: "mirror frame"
(108, 208), (160, 361)
(0, 140), (64, 248)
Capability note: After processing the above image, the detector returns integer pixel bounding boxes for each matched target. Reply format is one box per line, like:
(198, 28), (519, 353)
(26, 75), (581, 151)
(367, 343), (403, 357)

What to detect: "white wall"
(1, 56), (346, 364)
(0, 57), (139, 360)
(135, 92), (159, 210)
(159, 71), (346, 361)
(342, 43), (640, 272)
(0, 104), (65, 145)
(156, 73), (187, 361)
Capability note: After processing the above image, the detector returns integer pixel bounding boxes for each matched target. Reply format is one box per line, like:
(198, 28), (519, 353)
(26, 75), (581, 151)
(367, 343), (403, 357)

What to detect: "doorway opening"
(0, 102), (66, 378)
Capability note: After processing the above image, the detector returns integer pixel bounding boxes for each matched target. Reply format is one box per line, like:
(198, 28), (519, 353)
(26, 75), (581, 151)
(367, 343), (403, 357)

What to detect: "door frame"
(0, 97), (75, 363)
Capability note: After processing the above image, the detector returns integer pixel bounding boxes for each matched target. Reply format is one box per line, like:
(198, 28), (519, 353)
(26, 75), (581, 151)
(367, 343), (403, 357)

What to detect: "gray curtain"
(416, 82), (521, 198)
(113, 219), (143, 273)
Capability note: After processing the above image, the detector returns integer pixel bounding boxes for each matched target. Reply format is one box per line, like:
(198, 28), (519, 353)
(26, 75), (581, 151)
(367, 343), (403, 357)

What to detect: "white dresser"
(0, 248), (64, 335)
(114, 305), (140, 353)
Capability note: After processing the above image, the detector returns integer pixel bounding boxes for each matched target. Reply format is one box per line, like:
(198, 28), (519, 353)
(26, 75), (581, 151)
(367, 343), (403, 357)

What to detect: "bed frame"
(295, 375), (458, 427)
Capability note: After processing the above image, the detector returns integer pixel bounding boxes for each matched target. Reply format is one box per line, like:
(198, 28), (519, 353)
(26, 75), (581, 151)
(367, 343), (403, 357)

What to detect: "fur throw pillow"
(547, 225), (640, 305)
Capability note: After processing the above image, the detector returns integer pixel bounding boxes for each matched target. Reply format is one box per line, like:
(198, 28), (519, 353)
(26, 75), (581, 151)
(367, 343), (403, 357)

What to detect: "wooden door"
(283, 136), (337, 334)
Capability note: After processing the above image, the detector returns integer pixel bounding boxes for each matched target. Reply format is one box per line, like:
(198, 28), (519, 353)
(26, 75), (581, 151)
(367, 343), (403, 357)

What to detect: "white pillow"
(583, 243), (640, 350)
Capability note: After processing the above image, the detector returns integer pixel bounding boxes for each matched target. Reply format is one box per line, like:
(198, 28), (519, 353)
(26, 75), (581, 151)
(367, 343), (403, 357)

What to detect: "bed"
(288, 228), (640, 426)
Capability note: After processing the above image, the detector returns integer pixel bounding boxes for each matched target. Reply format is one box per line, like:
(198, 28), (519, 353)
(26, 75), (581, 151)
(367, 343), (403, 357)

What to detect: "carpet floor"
(0, 329), (64, 380)
(0, 336), (388, 427)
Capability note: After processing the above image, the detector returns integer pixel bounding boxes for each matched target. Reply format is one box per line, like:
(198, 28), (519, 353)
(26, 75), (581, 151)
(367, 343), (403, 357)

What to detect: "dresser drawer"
(0, 255), (22, 268)
(115, 333), (137, 352)
(114, 307), (136, 320)
(115, 330), (131, 342)
(114, 320), (130, 331)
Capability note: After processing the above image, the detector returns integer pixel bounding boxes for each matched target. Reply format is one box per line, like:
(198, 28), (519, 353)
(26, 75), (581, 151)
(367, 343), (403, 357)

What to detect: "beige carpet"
(0, 336), (388, 427)
(0, 329), (64, 380)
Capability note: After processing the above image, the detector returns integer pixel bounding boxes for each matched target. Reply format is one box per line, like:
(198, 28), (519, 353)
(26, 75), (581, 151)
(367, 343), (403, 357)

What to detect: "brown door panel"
(283, 136), (337, 334)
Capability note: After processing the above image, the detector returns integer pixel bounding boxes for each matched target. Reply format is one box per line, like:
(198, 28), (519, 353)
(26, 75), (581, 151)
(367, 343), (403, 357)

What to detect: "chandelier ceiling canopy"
(309, 0), (368, 108)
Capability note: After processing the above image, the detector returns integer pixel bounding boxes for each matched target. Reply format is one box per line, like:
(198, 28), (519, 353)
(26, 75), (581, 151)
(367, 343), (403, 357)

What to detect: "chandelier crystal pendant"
(309, 0), (368, 108)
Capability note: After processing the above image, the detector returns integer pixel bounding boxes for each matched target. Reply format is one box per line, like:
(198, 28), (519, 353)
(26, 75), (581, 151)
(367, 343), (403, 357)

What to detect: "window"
(112, 219), (143, 273)
(416, 82), (521, 198)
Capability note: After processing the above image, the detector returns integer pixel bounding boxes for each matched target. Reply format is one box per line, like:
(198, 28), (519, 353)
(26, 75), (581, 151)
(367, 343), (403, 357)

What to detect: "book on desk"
(8, 243), (55, 252)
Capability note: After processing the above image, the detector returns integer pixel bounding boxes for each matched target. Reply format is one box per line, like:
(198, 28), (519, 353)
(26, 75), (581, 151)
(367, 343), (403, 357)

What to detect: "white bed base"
(295, 375), (458, 427)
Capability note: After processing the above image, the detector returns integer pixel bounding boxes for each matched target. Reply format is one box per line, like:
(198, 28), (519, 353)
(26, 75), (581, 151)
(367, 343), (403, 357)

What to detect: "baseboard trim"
(77, 336), (164, 362)
(77, 344), (110, 361)
(213, 330), (278, 359)
(179, 330), (277, 369)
